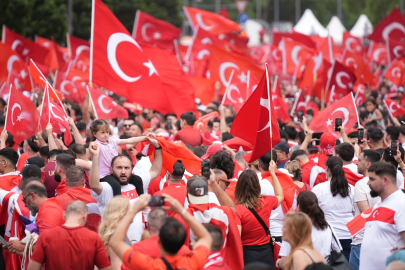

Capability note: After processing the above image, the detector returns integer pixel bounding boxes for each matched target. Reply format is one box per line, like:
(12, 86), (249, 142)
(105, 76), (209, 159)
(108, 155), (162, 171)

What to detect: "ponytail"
(297, 191), (328, 230)
(326, 156), (350, 198)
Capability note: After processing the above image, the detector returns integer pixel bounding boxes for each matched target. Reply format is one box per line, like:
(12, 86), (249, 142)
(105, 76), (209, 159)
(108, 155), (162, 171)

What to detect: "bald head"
(148, 207), (168, 235)
(65, 201), (88, 217)
(387, 261), (405, 270)
(24, 181), (47, 198)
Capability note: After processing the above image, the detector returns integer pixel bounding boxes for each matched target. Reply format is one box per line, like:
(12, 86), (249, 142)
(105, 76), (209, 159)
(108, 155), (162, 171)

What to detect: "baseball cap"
(187, 177), (209, 204)
(320, 132), (336, 156)
(201, 143), (224, 161)
(274, 141), (289, 154)
(26, 157), (45, 168)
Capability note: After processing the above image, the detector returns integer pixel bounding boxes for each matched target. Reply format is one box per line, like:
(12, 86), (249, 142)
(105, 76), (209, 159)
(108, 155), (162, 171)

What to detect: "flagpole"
(351, 92), (361, 126)
(3, 85), (12, 131)
(87, 86), (99, 119)
(173, 39), (182, 66)
(291, 90), (301, 117)
(272, 75), (278, 94)
(246, 70), (250, 101)
(47, 86), (51, 124)
(185, 26), (199, 62)
(89, 0), (95, 84)
(221, 69), (234, 105)
(265, 63), (273, 161)
(132, 9), (140, 38)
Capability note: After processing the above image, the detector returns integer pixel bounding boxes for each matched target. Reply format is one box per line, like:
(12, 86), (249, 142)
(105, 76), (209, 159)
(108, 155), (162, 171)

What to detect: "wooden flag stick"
(221, 69), (235, 105)
(87, 86), (99, 119)
(265, 63), (273, 161)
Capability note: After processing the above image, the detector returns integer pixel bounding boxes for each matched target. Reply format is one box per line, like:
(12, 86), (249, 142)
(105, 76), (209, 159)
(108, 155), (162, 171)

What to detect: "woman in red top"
(284, 160), (311, 194)
(235, 161), (284, 268)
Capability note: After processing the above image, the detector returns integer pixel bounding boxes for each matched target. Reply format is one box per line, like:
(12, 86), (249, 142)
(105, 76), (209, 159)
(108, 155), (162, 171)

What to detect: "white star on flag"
(238, 72), (247, 83)
(20, 69), (27, 79)
(22, 48), (29, 55)
(17, 114), (24, 122)
(238, 97), (244, 104)
(143, 60), (159, 76)
(153, 32), (161, 39)
(326, 118), (333, 126)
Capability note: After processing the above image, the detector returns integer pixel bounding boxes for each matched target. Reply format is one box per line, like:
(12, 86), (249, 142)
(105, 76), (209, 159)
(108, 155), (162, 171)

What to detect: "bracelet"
(155, 146), (162, 150)
(398, 159), (404, 164)
(181, 209), (187, 216)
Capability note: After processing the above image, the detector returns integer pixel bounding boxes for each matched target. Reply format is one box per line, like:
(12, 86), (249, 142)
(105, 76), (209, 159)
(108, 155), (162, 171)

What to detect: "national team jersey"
(359, 190), (405, 270)
(300, 160), (327, 188)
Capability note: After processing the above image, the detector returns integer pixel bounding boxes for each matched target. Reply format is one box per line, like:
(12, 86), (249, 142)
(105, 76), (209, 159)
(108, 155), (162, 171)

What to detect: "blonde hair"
(284, 160), (302, 181)
(98, 196), (130, 248)
(285, 212), (313, 270)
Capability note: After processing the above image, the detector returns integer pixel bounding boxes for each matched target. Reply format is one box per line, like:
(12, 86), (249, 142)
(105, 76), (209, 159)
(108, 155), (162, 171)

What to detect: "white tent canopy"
(350, 14), (373, 37)
(326, 16), (346, 44)
(294, 9), (328, 37)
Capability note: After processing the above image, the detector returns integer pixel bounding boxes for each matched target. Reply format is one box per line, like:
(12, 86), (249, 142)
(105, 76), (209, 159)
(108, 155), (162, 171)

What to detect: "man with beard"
(54, 154), (76, 196)
(89, 138), (162, 243)
(359, 161), (405, 270)
(349, 150), (381, 270)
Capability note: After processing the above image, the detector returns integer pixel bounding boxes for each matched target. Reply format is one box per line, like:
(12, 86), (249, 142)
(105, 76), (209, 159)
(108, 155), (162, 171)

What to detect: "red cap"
(320, 132), (336, 156)
(201, 143), (224, 161)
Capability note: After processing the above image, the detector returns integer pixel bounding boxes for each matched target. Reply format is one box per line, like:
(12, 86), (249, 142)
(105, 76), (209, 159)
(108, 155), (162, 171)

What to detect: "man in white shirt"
(350, 150), (381, 270)
(359, 161), (405, 270)
(89, 137), (162, 243)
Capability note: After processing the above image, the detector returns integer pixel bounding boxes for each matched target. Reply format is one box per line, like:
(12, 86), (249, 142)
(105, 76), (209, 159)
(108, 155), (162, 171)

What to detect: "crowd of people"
(0, 89), (403, 270)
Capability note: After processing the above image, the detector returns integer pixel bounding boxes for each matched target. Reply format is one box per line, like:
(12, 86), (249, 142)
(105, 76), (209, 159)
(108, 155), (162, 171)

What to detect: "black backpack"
(305, 263), (334, 270)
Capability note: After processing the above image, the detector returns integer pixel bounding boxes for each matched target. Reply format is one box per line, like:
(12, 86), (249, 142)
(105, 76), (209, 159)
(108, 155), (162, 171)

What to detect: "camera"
(148, 196), (165, 207)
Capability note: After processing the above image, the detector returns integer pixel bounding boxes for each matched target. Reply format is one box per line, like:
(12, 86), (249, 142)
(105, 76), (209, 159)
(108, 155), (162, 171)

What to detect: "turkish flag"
(280, 38), (312, 76)
(68, 35), (91, 74)
(354, 62), (375, 85)
(318, 35), (336, 63)
(230, 67), (281, 163)
(39, 87), (72, 146)
(133, 10), (182, 50)
(53, 70), (87, 104)
(346, 207), (373, 238)
(366, 41), (387, 65)
(326, 61), (356, 100)
(2, 26), (49, 67)
(193, 112), (219, 133)
(248, 45), (267, 65)
(384, 59), (405, 87)
(0, 42), (31, 91)
(218, 33), (249, 54)
(272, 92), (291, 124)
(292, 90), (308, 114)
(183, 6), (240, 35)
(354, 85), (366, 107)
(208, 46), (264, 94)
(385, 98), (405, 117)
(386, 38), (405, 62)
(4, 84), (39, 144)
(368, 7), (405, 44)
(247, 72), (260, 98)
(44, 40), (69, 72)
(223, 71), (247, 112)
(223, 137), (253, 153)
(341, 50), (363, 72)
(342, 32), (362, 53)
(36, 36), (52, 48)
(273, 32), (317, 49)
(190, 77), (216, 106)
(309, 93), (358, 134)
(88, 86), (129, 120)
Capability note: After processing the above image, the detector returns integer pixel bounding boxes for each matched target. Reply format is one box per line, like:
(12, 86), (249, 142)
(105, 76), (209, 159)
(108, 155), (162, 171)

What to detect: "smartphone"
(201, 160), (211, 179)
(391, 141), (398, 156)
(297, 110), (304, 122)
(312, 132), (323, 145)
(335, 118), (342, 132)
(0, 235), (8, 247)
(358, 128), (364, 144)
(148, 196), (165, 207)
(167, 119), (172, 130)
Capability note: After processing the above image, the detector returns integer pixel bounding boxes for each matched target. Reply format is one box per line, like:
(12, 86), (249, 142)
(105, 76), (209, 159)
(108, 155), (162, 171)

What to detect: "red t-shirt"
(16, 153), (29, 172)
(121, 235), (191, 269)
(55, 178), (68, 196)
(300, 160), (327, 188)
(36, 198), (65, 234)
(173, 126), (203, 147)
(30, 225), (111, 270)
(225, 181), (237, 202)
(154, 184), (187, 217)
(236, 196), (278, 246)
(308, 153), (329, 169)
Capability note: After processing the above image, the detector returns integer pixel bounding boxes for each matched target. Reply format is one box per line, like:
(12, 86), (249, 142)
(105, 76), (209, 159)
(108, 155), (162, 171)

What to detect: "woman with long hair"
(99, 197), (130, 270)
(281, 212), (326, 270)
(284, 160), (311, 192)
(311, 156), (354, 261)
(277, 191), (340, 268)
(235, 160), (284, 267)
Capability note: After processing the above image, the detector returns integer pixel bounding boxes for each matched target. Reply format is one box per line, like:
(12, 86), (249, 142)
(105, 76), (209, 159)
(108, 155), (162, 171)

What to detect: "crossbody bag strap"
(247, 207), (270, 235)
(327, 223), (343, 251)
(161, 257), (174, 270)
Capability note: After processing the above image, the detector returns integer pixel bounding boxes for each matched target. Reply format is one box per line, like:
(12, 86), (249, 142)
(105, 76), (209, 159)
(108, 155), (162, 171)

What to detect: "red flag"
(133, 10), (182, 50)
(385, 98), (405, 117)
(0, 42), (31, 90)
(272, 92), (291, 124)
(88, 86), (129, 120)
(208, 46), (264, 94)
(309, 93), (358, 135)
(36, 36), (52, 48)
(223, 137), (253, 153)
(326, 61), (356, 100)
(193, 112), (219, 133)
(354, 85), (366, 107)
(273, 32), (317, 49)
(2, 26), (49, 66)
(53, 70), (86, 104)
(341, 50), (363, 72)
(318, 35), (336, 63)
(222, 71), (247, 112)
(292, 90), (308, 114)
(368, 7), (405, 44)
(190, 77), (216, 106)
(218, 33), (249, 54)
(366, 41), (387, 65)
(384, 59), (405, 87)
(67, 35), (91, 74)
(183, 6), (240, 35)
(346, 207), (373, 238)
(342, 32), (363, 53)
(44, 40), (69, 72)
(4, 85), (39, 144)
(279, 38), (312, 76)
(386, 38), (405, 62)
(230, 67), (281, 163)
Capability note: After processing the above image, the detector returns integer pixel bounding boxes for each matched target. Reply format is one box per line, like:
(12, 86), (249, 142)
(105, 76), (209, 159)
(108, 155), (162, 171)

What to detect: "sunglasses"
(124, 124), (132, 127)
(219, 179), (230, 187)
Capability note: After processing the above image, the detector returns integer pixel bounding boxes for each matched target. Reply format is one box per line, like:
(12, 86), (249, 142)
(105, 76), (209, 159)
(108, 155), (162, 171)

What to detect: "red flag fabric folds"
(88, 86), (129, 120)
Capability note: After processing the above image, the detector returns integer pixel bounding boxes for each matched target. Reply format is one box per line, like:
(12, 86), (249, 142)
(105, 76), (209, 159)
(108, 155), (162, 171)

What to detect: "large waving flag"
(385, 98), (405, 118)
(87, 86), (129, 120)
(367, 7), (405, 44)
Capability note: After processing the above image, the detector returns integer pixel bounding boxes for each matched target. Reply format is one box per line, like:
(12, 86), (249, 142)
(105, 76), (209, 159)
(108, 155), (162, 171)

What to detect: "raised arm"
(119, 136), (147, 146)
(299, 129), (314, 152)
(147, 134), (163, 181)
(89, 142), (103, 195)
(0, 130), (7, 150)
(82, 93), (91, 125)
(218, 104), (228, 133)
(269, 161), (284, 207)
(46, 124), (58, 151)
(208, 169), (236, 212)
(68, 117), (86, 145)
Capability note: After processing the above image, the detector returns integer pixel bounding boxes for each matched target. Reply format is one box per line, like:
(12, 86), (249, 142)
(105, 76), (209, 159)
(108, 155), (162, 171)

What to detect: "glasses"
(219, 179), (230, 187)
(124, 124), (131, 127)
(22, 193), (32, 204)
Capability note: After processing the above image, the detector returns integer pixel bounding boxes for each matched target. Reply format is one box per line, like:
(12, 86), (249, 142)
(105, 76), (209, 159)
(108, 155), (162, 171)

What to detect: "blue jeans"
(339, 239), (352, 262)
(349, 244), (361, 270)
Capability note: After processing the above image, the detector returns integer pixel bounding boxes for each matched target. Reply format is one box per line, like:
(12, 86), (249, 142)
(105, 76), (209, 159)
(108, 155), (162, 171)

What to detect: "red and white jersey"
(0, 172), (22, 192)
(301, 160), (327, 188)
(343, 163), (364, 186)
(0, 190), (30, 238)
(359, 190), (405, 270)
(204, 252), (231, 270)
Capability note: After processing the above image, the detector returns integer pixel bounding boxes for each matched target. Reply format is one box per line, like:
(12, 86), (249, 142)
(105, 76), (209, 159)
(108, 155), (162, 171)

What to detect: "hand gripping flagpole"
(265, 63), (273, 161)
(221, 69), (235, 105)
(87, 86), (99, 119)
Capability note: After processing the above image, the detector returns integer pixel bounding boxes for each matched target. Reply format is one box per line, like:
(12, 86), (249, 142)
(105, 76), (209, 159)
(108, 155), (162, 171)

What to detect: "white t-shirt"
(132, 157), (153, 193)
(396, 170), (404, 189)
(360, 190), (405, 270)
(91, 179), (150, 242)
(260, 178), (284, 236)
(352, 177), (381, 245)
(279, 224), (340, 258)
(208, 192), (220, 205)
(312, 181), (355, 239)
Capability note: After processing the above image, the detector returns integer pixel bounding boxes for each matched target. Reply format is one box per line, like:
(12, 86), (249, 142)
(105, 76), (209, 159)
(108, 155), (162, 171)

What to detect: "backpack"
(305, 263), (334, 270)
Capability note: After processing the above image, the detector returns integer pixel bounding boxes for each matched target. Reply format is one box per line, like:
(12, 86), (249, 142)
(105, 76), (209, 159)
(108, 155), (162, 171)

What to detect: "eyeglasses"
(22, 193), (32, 204)
(124, 124), (131, 127)
(219, 179), (230, 187)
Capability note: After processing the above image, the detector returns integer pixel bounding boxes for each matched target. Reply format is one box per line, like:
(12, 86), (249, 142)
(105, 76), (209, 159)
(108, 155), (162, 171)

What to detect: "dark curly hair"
(210, 151), (235, 179)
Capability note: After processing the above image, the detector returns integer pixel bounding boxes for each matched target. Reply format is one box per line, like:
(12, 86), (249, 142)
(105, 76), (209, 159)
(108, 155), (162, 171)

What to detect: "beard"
(28, 203), (39, 216)
(54, 172), (62, 182)
(112, 171), (130, 185)
(370, 188), (379, 198)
